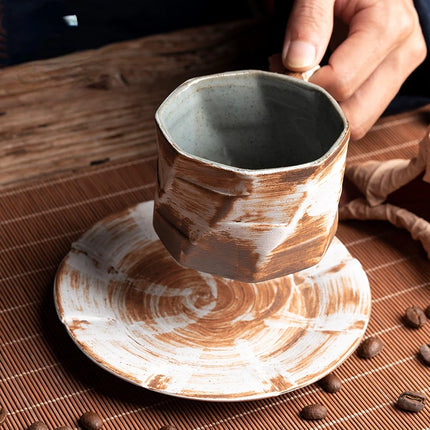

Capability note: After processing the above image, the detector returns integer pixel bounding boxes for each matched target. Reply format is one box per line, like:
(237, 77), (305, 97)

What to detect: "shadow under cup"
(154, 70), (350, 282)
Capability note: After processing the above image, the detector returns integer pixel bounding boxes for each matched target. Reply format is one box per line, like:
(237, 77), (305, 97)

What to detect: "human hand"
(282, 0), (427, 140)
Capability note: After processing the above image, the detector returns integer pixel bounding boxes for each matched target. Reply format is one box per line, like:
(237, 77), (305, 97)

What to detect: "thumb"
(282, 0), (335, 71)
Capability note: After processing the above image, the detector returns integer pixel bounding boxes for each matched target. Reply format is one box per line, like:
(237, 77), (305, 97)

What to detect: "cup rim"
(155, 69), (350, 174)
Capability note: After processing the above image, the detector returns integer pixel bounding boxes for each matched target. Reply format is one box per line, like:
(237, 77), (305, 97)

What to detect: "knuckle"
(331, 73), (354, 102)
(351, 125), (367, 141)
(389, 0), (425, 44)
(370, 1), (415, 45)
(296, 2), (329, 21)
(410, 35), (427, 65)
(393, 11), (415, 41)
(290, 2), (331, 38)
(346, 111), (368, 141)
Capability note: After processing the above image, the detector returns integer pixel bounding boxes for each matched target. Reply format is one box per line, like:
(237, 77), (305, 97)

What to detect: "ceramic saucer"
(54, 200), (371, 401)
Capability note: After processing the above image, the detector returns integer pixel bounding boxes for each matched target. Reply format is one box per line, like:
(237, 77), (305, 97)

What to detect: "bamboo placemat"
(1, 107), (429, 430)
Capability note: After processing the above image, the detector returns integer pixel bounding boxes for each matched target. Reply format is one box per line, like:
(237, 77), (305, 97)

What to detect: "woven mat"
(1, 107), (430, 430)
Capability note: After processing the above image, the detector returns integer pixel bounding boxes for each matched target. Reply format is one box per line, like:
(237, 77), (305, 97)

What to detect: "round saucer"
(54, 200), (371, 401)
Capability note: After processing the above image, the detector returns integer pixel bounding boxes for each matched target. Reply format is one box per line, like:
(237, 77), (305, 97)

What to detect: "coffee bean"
(54, 427), (73, 430)
(419, 344), (430, 365)
(425, 305), (430, 319)
(318, 373), (342, 393)
(28, 422), (49, 430)
(396, 391), (425, 412)
(0, 404), (6, 424)
(159, 426), (177, 430)
(300, 404), (327, 420)
(404, 306), (426, 328)
(79, 411), (103, 430)
(357, 336), (383, 359)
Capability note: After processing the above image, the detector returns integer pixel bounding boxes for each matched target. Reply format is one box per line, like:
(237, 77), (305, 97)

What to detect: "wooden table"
(0, 19), (270, 187)
(0, 19), (429, 430)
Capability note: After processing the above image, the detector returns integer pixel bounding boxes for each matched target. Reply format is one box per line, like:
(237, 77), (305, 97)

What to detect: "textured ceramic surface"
(55, 200), (370, 401)
(154, 70), (350, 282)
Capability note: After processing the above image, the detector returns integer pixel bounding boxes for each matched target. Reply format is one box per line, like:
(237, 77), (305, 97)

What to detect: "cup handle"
(268, 54), (320, 82)
(286, 64), (320, 82)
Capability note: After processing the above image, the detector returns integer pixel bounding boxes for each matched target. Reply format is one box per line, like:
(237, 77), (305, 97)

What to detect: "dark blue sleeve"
(2, 0), (76, 65)
(2, 0), (251, 66)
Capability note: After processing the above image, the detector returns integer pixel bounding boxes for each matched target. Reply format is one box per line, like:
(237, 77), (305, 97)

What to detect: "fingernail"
(283, 40), (316, 70)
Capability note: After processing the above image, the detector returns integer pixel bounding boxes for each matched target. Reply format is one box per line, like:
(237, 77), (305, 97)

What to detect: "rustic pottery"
(153, 70), (350, 282)
(55, 200), (371, 401)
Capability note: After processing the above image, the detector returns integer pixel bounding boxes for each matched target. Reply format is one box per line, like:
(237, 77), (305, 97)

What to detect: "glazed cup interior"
(157, 71), (347, 170)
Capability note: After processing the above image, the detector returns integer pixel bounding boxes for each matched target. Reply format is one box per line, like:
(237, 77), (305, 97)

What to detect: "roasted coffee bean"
(79, 411), (103, 430)
(419, 344), (430, 365)
(28, 422), (49, 430)
(404, 306), (427, 328)
(0, 405), (6, 424)
(300, 404), (327, 420)
(396, 391), (426, 412)
(159, 426), (177, 430)
(318, 373), (342, 393)
(425, 305), (430, 319)
(357, 336), (383, 359)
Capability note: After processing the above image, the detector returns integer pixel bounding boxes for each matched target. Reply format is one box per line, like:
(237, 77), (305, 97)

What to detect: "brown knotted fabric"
(340, 126), (430, 259)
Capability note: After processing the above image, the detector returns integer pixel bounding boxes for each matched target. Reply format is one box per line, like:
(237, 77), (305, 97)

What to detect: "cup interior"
(157, 71), (347, 170)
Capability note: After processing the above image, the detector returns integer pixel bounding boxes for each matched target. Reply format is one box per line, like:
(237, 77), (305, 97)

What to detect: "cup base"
(153, 205), (338, 282)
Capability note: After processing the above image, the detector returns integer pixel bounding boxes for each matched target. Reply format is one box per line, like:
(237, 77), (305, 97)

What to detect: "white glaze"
(55, 200), (371, 401)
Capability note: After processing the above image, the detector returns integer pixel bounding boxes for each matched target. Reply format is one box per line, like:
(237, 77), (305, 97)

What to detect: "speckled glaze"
(154, 70), (350, 282)
(55, 200), (370, 401)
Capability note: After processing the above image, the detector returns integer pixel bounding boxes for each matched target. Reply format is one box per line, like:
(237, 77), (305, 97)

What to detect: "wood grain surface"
(0, 19), (268, 187)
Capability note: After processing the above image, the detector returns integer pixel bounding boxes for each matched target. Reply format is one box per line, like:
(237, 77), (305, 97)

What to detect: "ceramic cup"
(153, 70), (350, 282)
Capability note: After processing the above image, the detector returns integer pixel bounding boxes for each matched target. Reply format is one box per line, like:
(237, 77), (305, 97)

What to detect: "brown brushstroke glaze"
(153, 70), (350, 282)
(54, 200), (371, 401)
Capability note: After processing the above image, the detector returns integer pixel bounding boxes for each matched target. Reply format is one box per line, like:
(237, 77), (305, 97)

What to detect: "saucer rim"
(54, 200), (371, 402)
